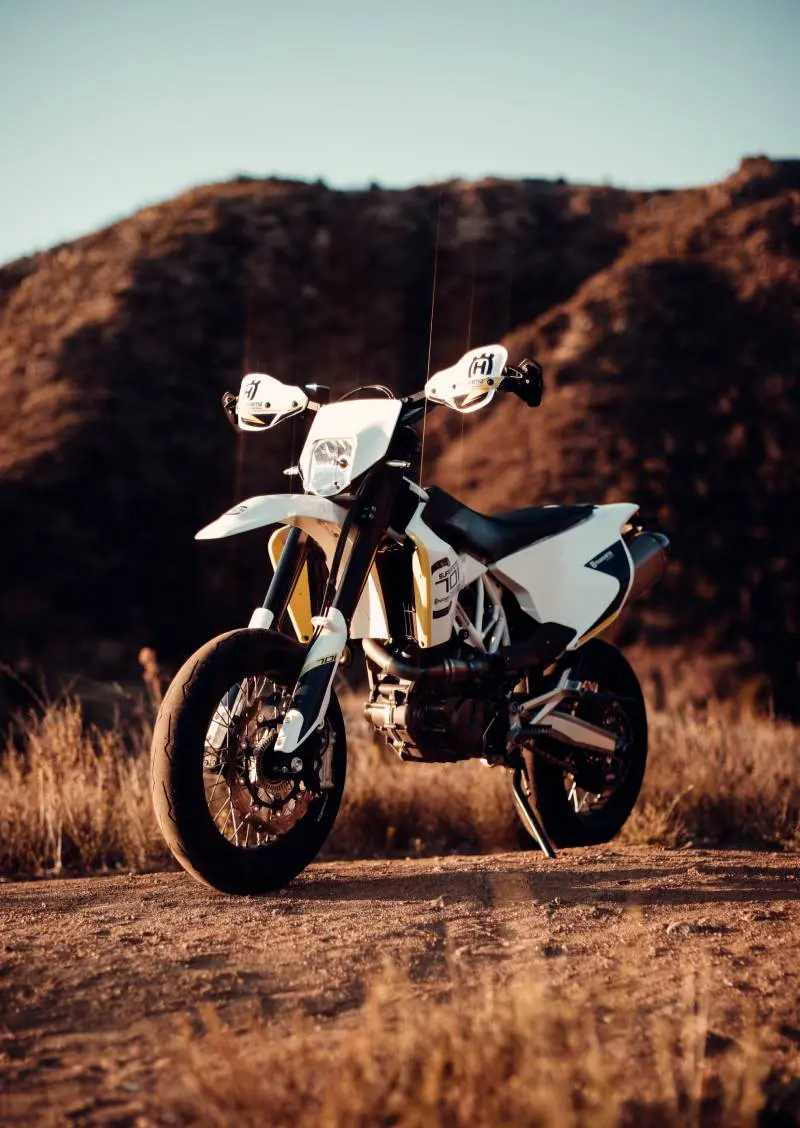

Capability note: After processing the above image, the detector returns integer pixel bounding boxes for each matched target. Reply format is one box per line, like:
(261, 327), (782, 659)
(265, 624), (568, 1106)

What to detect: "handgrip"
(501, 358), (544, 407)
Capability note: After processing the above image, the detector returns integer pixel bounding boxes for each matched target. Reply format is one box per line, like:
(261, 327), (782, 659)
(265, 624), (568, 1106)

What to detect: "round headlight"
(306, 437), (356, 496)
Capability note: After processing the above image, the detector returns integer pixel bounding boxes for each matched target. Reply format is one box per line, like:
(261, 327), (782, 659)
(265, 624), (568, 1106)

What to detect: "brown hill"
(1, 158), (798, 713)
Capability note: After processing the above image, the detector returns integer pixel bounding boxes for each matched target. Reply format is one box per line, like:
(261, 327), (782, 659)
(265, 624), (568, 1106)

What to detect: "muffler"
(626, 531), (670, 601)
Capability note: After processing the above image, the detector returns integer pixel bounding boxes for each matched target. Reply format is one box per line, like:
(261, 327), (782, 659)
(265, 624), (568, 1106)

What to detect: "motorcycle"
(151, 345), (670, 893)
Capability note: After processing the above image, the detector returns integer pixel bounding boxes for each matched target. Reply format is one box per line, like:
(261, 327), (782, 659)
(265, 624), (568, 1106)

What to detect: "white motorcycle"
(151, 345), (669, 893)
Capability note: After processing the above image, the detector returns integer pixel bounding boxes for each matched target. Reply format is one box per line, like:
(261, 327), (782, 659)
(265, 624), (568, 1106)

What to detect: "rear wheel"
(151, 629), (346, 894)
(516, 639), (647, 848)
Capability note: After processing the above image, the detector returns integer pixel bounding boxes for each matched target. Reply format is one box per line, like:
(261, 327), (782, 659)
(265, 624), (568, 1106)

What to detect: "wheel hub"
(563, 700), (632, 813)
(204, 677), (319, 844)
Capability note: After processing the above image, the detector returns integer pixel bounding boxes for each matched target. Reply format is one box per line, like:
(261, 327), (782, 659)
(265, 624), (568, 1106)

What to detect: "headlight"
(306, 437), (356, 496)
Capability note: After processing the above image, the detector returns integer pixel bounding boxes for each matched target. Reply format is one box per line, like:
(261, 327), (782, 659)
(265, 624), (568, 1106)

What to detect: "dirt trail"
(1, 847), (799, 1125)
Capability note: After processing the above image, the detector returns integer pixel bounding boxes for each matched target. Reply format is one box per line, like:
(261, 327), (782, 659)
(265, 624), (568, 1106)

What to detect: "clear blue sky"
(1, 0), (797, 264)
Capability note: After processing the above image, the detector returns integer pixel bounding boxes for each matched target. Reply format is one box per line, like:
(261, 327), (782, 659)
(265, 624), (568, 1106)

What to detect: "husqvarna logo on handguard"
(468, 353), (495, 378)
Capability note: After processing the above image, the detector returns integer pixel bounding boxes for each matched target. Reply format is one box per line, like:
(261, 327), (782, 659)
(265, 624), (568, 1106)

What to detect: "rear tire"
(518, 639), (647, 848)
(151, 629), (346, 894)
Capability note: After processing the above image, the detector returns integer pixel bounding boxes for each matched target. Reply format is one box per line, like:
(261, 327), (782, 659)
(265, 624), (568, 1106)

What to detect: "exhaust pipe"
(626, 531), (670, 601)
(361, 638), (492, 685)
(362, 621), (577, 686)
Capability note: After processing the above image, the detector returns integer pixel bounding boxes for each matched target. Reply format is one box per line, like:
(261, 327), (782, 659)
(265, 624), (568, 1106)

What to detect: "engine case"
(365, 677), (505, 763)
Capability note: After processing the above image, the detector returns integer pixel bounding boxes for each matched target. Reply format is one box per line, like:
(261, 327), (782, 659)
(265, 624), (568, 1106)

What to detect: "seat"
(422, 486), (594, 563)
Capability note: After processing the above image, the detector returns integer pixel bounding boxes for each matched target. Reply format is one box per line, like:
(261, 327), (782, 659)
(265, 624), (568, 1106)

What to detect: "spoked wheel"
(152, 629), (346, 894)
(515, 639), (648, 848)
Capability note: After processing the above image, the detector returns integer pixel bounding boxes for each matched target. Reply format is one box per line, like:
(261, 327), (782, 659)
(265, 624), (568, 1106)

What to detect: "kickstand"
(512, 766), (557, 859)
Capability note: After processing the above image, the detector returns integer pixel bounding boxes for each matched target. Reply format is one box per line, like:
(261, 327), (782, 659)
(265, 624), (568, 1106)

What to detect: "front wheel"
(151, 629), (347, 894)
(516, 639), (648, 848)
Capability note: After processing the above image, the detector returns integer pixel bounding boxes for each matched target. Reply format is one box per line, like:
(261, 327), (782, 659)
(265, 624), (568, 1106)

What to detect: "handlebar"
(224, 359), (543, 431)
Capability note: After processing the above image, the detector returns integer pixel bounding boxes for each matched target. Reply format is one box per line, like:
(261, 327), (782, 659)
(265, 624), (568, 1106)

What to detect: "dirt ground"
(1, 846), (799, 1126)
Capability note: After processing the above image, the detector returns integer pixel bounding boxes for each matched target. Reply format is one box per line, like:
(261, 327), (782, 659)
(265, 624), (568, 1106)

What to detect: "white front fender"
(196, 493), (348, 540)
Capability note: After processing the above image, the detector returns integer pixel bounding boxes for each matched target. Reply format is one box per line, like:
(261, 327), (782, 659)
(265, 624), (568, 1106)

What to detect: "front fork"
(206, 526), (314, 758)
(248, 525), (310, 634)
(256, 477), (400, 762)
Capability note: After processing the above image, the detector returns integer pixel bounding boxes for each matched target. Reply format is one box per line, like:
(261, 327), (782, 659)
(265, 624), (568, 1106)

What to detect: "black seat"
(422, 486), (594, 563)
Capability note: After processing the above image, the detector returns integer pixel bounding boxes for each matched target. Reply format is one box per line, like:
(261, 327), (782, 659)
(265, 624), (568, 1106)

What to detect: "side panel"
(489, 503), (638, 644)
(406, 504), (461, 647)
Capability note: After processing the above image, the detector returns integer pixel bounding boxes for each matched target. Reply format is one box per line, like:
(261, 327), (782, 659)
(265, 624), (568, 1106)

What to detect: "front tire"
(151, 629), (346, 894)
(518, 639), (648, 848)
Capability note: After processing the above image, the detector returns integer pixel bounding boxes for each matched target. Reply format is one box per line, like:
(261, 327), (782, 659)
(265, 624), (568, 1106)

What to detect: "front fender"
(195, 494), (347, 540)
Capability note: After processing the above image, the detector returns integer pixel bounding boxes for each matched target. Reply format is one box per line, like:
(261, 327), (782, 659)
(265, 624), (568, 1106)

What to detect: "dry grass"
(0, 698), (169, 876)
(332, 702), (800, 856)
(625, 710), (800, 849)
(163, 964), (777, 1128)
(0, 692), (797, 877)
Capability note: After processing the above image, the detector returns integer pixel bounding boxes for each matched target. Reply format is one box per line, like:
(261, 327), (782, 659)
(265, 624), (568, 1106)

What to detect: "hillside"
(0, 158), (798, 712)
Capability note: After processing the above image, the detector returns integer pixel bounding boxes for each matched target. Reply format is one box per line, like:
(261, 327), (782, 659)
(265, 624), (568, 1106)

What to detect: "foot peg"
(511, 766), (557, 859)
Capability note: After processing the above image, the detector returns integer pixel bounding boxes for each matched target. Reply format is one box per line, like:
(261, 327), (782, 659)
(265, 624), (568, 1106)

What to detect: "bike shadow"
(291, 858), (800, 909)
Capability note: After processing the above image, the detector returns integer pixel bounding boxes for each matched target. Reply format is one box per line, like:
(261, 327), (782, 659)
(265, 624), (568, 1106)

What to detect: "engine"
(364, 675), (507, 763)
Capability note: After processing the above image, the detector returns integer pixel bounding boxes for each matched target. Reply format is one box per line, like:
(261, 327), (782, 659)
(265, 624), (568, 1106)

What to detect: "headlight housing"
(305, 437), (356, 497)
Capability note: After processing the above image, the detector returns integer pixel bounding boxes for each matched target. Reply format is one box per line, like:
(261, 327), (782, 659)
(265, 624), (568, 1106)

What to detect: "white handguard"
(236, 373), (309, 431)
(425, 345), (509, 413)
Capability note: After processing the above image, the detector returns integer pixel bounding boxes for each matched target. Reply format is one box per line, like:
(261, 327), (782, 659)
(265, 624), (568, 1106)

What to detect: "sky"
(0, 0), (798, 264)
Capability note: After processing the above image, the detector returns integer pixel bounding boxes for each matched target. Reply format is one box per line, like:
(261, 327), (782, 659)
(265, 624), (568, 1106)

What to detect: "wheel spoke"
(218, 798), (233, 835)
(207, 771), (225, 806)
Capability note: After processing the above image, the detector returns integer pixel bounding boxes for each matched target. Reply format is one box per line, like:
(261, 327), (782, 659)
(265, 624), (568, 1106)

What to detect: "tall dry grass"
(626, 709), (800, 848)
(0, 692), (797, 877)
(164, 964), (776, 1128)
(0, 698), (169, 876)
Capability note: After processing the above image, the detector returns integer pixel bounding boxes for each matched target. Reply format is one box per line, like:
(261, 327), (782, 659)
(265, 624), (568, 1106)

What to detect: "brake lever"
(399, 390), (435, 427)
(221, 391), (240, 431)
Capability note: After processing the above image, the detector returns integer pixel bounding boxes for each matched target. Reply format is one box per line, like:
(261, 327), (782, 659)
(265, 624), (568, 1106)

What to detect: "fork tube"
(327, 463), (408, 618)
(262, 527), (309, 627)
